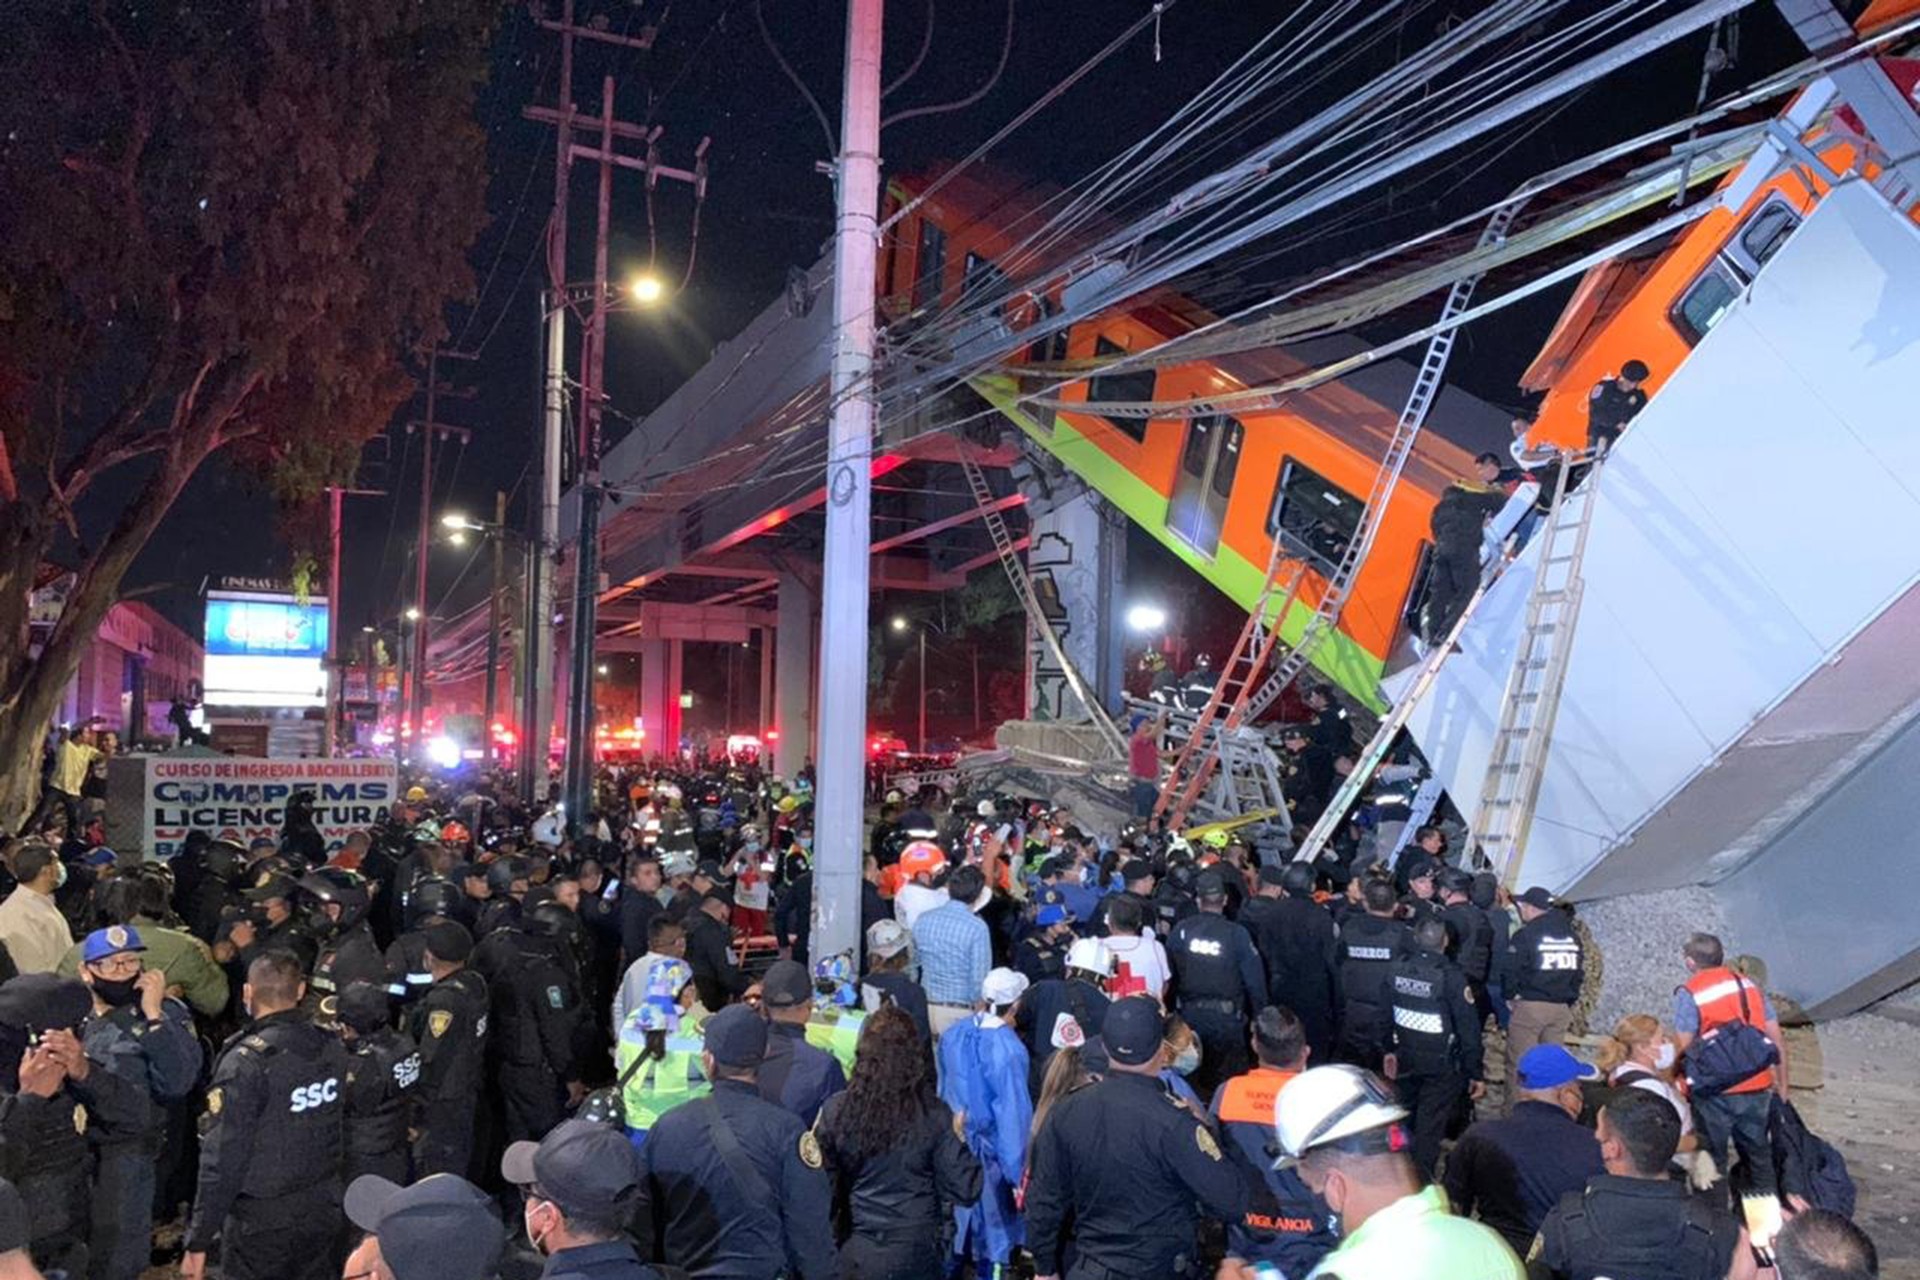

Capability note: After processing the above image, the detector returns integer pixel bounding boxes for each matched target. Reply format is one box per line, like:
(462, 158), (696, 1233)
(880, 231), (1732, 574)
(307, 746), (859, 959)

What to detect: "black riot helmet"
(298, 867), (372, 935)
(485, 857), (529, 898)
(405, 875), (461, 930)
(524, 899), (580, 944)
(204, 840), (248, 886)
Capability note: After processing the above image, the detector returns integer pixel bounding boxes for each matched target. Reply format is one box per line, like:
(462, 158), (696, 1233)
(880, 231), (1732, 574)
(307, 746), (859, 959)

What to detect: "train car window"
(1669, 260), (1742, 345)
(1180, 415), (1212, 477)
(1026, 295), (1070, 364)
(913, 219), (947, 312)
(1729, 198), (1800, 278)
(1267, 458), (1361, 576)
(963, 252), (1009, 314)
(1086, 336), (1154, 443)
(1210, 418), (1244, 500)
(1400, 541), (1436, 641)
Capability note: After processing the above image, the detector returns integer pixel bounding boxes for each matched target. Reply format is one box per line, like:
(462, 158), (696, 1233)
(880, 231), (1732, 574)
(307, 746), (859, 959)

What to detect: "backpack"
(1680, 979), (1778, 1097)
(1770, 1096), (1856, 1218)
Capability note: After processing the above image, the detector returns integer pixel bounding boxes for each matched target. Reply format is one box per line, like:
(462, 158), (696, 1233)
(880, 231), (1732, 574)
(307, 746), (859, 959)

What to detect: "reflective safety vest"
(805, 1008), (865, 1077)
(616, 1021), (709, 1133)
(1683, 967), (1773, 1093)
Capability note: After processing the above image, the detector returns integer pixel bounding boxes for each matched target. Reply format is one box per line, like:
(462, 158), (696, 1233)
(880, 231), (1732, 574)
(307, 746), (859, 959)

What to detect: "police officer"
(1335, 876), (1413, 1070)
(0, 973), (145, 1276)
(1303, 682), (1353, 757)
(1026, 996), (1250, 1280)
(239, 867), (318, 970)
(1015, 888), (1075, 985)
(1400, 859), (1443, 927)
(1386, 918), (1484, 1178)
(755, 960), (845, 1125)
(1501, 886), (1584, 1102)
(384, 873), (462, 1002)
(1437, 868), (1495, 1007)
(1279, 724), (1335, 828)
(409, 921), (490, 1179)
(76, 925), (202, 1280)
(1166, 870), (1265, 1099)
(503, 1119), (662, 1279)
(301, 867), (388, 1001)
(1586, 358), (1649, 452)
(1238, 863), (1340, 1062)
(337, 981), (420, 1186)
(475, 857), (530, 938)
(635, 1004), (835, 1278)
(473, 899), (583, 1142)
(184, 950), (351, 1280)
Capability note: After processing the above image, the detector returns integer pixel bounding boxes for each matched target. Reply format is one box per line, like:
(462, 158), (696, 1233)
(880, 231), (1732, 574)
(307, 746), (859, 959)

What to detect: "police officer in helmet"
(184, 950), (351, 1280)
(301, 867), (387, 1001)
(471, 896), (584, 1142)
(384, 874), (462, 1002)
(409, 921), (489, 1180)
(1166, 870), (1266, 1099)
(336, 981), (420, 1187)
(1384, 918), (1483, 1178)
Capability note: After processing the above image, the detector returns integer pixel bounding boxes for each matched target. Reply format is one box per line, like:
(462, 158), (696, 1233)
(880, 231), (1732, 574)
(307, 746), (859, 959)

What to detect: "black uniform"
(1334, 913), (1411, 1069)
(188, 1010), (350, 1280)
(1586, 377), (1646, 451)
(250, 915), (318, 972)
(1238, 891), (1340, 1062)
(636, 1080), (836, 1279)
(1532, 1174), (1742, 1280)
(343, 1026), (420, 1186)
(683, 911), (749, 1012)
(409, 967), (489, 1178)
(1166, 911), (1266, 1099)
(1503, 908), (1584, 1006)
(1424, 480), (1507, 642)
(1441, 898), (1496, 1001)
(1309, 702), (1353, 757)
(1015, 977), (1111, 1099)
(1013, 932), (1069, 986)
(0, 1044), (145, 1274)
(816, 1093), (983, 1279)
(310, 921), (388, 999)
(473, 926), (582, 1141)
(385, 930), (435, 1002)
(1026, 1072), (1251, 1279)
(1279, 741), (1335, 826)
(1386, 943), (1483, 1179)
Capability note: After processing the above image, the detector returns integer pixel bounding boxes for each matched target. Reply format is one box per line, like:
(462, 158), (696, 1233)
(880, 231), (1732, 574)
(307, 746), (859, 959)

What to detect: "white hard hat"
(1064, 937), (1113, 977)
(1273, 1065), (1409, 1164)
(982, 967), (1030, 1006)
(976, 798), (997, 818)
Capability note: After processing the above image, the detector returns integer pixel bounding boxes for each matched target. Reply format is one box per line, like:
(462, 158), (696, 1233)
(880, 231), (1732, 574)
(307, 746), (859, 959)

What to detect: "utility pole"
(324, 485), (382, 756)
(524, 7), (707, 824)
(813, 0), (883, 966)
(408, 349), (475, 757)
(484, 488), (508, 756)
(917, 629), (927, 753)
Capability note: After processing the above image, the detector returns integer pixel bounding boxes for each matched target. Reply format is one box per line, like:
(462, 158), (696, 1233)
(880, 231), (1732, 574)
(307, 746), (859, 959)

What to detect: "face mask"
(1171, 1044), (1201, 1076)
(523, 1203), (549, 1256)
(53, 862), (68, 890)
(91, 975), (141, 1008)
(1652, 1041), (1677, 1071)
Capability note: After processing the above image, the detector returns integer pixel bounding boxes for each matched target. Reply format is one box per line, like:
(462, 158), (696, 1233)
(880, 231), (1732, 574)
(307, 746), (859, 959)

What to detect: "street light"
(1126, 603), (1167, 632)
(405, 607), (421, 622)
(890, 615), (909, 633)
(627, 274), (666, 306)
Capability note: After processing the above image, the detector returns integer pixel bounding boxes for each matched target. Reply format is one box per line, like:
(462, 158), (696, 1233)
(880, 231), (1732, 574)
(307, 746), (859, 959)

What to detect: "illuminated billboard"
(203, 592), (328, 708)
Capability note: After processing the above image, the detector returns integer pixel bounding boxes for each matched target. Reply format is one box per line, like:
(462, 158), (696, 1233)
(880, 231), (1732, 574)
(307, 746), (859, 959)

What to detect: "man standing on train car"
(1586, 358), (1649, 452)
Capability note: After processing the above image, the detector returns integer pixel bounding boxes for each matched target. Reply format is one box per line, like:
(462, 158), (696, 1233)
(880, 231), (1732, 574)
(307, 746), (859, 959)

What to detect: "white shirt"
(1104, 933), (1171, 1003)
(1609, 1063), (1693, 1138)
(0, 887), (74, 975)
(894, 881), (947, 931)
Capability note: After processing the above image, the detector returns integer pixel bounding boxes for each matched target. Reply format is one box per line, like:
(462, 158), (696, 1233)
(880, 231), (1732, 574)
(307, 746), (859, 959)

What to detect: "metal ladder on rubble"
(959, 449), (1128, 761)
(1151, 544), (1310, 827)
(1474, 449), (1605, 886)
(1152, 199), (1528, 830)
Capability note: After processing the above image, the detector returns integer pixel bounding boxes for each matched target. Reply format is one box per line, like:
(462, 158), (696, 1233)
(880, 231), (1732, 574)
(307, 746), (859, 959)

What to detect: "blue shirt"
(757, 1021), (846, 1126)
(1440, 1100), (1605, 1254)
(913, 899), (991, 1005)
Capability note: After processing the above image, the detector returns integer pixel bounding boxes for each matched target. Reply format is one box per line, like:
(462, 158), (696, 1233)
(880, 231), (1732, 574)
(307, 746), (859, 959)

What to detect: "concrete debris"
(1574, 886), (1730, 1035)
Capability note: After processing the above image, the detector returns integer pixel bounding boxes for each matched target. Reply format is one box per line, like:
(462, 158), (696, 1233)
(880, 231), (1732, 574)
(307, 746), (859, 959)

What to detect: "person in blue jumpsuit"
(937, 967), (1033, 1276)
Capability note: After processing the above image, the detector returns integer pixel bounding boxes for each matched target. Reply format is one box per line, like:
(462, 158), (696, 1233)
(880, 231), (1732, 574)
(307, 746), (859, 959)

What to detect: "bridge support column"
(775, 574), (814, 777)
(639, 638), (684, 759)
(1025, 488), (1127, 722)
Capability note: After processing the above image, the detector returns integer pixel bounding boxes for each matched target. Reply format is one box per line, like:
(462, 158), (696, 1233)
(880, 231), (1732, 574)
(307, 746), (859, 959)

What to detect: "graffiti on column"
(1027, 529), (1098, 721)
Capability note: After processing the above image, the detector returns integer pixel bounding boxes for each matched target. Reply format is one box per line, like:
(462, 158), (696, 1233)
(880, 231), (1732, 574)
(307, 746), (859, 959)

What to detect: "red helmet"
(899, 841), (948, 880)
(440, 820), (472, 846)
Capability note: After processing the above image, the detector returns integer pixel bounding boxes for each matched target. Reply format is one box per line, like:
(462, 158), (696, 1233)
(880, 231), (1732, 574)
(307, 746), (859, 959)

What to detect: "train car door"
(1168, 414), (1243, 557)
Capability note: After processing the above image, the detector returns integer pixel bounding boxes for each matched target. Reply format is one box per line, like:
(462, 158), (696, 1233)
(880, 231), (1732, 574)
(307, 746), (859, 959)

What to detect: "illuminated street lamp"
(627, 274), (666, 306)
(1125, 603), (1167, 633)
(890, 615), (909, 633)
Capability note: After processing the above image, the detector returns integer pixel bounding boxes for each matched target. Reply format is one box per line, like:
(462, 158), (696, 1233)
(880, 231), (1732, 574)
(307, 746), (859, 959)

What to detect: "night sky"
(118, 0), (1815, 651)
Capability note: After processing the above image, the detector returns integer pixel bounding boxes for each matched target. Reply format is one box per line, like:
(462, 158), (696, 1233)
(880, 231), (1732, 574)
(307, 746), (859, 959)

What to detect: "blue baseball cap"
(1517, 1044), (1601, 1090)
(82, 925), (145, 964)
(1035, 886), (1071, 927)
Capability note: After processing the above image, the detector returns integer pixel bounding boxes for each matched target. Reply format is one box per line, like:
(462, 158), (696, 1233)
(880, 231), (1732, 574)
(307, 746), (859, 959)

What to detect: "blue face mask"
(1172, 1044), (1201, 1076)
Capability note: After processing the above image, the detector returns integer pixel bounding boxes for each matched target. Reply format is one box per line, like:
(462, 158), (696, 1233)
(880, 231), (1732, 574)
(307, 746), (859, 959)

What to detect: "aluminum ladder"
(1151, 538), (1309, 828)
(1287, 570), (1502, 865)
(1474, 450), (1605, 886)
(959, 448), (1127, 761)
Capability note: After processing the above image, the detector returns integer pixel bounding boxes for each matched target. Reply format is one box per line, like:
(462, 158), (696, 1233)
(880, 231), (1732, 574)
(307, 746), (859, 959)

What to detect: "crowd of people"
(0, 732), (1877, 1280)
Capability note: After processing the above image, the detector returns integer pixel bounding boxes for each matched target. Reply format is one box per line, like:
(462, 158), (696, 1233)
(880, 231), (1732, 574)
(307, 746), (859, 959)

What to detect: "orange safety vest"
(1683, 967), (1773, 1093)
(1213, 1065), (1301, 1127)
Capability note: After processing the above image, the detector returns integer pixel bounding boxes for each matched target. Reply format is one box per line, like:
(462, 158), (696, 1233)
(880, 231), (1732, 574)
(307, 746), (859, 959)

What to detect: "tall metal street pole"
(917, 629), (927, 753)
(528, 296), (564, 805)
(410, 349), (438, 757)
(325, 486), (344, 756)
(562, 76), (617, 830)
(812, 0), (883, 967)
(483, 488), (507, 757)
